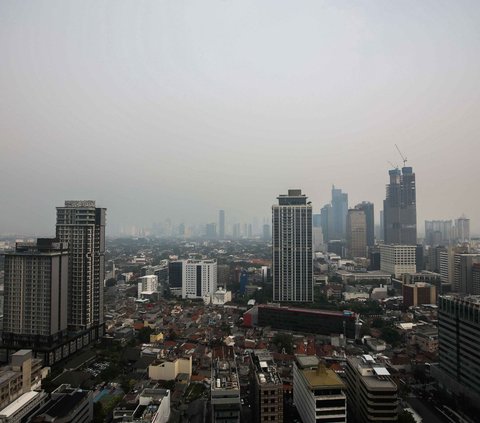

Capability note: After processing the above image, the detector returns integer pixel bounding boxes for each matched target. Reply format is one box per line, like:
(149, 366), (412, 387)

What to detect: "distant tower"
(455, 216), (470, 242)
(331, 186), (348, 240)
(218, 210), (225, 239)
(346, 209), (367, 258)
(272, 189), (313, 302)
(355, 202), (375, 247)
(383, 167), (417, 245)
(56, 200), (106, 331)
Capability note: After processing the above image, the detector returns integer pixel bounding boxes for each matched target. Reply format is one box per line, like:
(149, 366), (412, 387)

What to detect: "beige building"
(293, 355), (346, 423)
(346, 209), (367, 258)
(0, 350), (44, 411)
(380, 244), (416, 278)
(148, 356), (192, 381)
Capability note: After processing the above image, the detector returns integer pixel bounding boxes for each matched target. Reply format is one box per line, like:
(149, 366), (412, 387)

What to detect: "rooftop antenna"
(394, 144), (408, 167)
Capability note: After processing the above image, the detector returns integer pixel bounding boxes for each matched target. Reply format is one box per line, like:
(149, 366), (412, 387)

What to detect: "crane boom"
(394, 144), (407, 167)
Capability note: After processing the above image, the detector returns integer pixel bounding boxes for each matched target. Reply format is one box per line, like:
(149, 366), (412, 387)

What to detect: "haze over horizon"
(1, 1), (479, 236)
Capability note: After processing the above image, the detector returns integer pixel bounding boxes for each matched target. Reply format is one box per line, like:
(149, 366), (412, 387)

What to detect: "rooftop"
(348, 355), (397, 391)
(295, 355), (344, 389)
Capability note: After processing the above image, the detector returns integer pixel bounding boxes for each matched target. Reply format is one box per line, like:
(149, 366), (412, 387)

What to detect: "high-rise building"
(437, 295), (480, 404)
(3, 239), (68, 359)
(272, 189), (313, 302)
(345, 355), (398, 423)
(379, 210), (384, 242)
(181, 259), (217, 300)
(331, 186), (348, 240)
(453, 253), (480, 294)
(56, 201), (106, 332)
(320, 204), (334, 242)
(312, 227), (324, 252)
(379, 244), (416, 278)
(293, 355), (346, 423)
(312, 213), (322, 228)
(219, 210), (225, 239)
(454, 216), (470, 242)
(355, 202), (375, 247)
(383, 167), (417, 245)
(346, 209), (367, 258)
(425, 220), (453, 246)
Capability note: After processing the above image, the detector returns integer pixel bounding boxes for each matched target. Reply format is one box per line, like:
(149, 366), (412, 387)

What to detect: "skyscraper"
(355, 202), (375, 247)
(320, 204), (333, 242)
(331, 186), (348, 240)
(346, 209), (367, 258)
(56, 200), (106, 332)
(218, 210), (225, 239)
(272, 189), (313, 302)
(383, 167), (417, 245)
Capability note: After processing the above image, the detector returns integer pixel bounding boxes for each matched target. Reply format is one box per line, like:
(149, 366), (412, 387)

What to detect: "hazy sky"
(1, 1), (479, 235)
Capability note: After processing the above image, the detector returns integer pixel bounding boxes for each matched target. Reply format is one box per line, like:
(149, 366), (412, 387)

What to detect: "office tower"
(454, 216), (470, 242)
(262, 224), (271, 241)
(272, 189), (313, 302)
(453, 254), (480, 294)
(383, 167), (417, 245)
(356, 202), (375, 247)
(178, 223), (185, 237)
(206, 223), (217, 239)
(247, 223), (253, 239)
(331, 186), (348, 240)
(293, 355), (346, 423)
(3, 239), (68, 361)
(345, 355), (398, 423)
(320, 204), (333, 242)
(56, 200), (106, 332)
(425, 220), (453, 246)
(137, 275), (158, 299)
(211, 346), (240, 423)
(218, 210), (225, 239)
(402, 282), (437, 308)
(181, 259), (217, 299)
(168, 261), (183, 289)
(438, 295), (480, 403)
(416, 244), (425, 272)
(250, 350), (283, 423)
(346, 209), (367, 258)
(312, 213), (321, 228)
(379, 244), (416, 278)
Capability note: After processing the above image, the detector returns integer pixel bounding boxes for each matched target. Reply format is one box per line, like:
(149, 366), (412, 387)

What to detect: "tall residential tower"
(272, 189), (313, 302)
(56, 200), (106, 332)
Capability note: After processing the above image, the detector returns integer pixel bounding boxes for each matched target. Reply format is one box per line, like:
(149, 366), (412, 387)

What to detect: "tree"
(398, 410), (416, 423)
(272, 333), (293, 355)
(381, 327), (401, 346)
(137, 326), (153, 343)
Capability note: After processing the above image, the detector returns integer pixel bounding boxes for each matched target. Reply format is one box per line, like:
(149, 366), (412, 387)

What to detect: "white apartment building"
(137, 275), (158, 299)
(380, 244), (416, 278)
(181, 259), (217, 299)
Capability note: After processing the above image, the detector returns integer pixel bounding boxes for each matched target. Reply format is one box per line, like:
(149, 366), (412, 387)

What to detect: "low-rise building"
(113, 388), (170, 423)
(148, 356), (192, 381)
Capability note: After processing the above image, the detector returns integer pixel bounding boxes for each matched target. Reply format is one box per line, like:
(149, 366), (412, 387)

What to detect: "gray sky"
(1, 1), (479, 235)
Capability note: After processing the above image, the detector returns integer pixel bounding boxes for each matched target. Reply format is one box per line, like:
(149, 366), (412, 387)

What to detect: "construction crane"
(394, 144), (408, 167)
(387, 161), (399, 170)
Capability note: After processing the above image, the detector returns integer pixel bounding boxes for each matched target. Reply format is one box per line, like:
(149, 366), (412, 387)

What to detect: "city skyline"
(1, 1), (480, 235)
